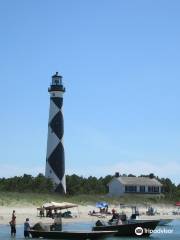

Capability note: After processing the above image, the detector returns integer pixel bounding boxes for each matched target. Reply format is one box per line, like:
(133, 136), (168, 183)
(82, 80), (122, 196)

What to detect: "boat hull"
(130, 219), (173, 226)
(29, 230), (116, 239)
(159, 219), (173, 226)
(92, 220), (159, 237)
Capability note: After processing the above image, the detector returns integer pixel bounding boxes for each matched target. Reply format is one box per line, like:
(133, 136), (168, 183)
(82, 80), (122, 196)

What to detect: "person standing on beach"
(24, 218), (31, 238)
(9, 210), (16, 237)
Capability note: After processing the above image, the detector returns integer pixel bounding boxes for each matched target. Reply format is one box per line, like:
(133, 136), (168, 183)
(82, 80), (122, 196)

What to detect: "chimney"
(115, 172), (120, 178)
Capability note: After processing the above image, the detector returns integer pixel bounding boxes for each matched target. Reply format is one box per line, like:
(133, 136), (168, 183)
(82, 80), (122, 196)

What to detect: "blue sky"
(0, 0), (180, 184)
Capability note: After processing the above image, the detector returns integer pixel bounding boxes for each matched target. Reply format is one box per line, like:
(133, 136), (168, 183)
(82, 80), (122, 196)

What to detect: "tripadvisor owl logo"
(135, 226), (143, 236)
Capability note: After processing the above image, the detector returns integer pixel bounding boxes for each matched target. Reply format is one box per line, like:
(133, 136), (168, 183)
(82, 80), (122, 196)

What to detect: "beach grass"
(0, 192), (174, 207)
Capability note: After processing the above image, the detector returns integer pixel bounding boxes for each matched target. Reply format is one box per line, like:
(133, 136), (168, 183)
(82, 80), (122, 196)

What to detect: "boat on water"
(29, 230), (117, 239)
(129, 211), (173, 226)
(30, 203), (159, 239)
(129, 206), (173, 226)
(130, 218), (173, 226)
(92, 220), (159, 237)
(30, 220), (116, 239)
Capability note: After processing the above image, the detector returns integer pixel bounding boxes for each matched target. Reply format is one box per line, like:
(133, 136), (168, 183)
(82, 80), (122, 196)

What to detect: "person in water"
(9, 210), (16, 237)
(24, 218), (31, 238)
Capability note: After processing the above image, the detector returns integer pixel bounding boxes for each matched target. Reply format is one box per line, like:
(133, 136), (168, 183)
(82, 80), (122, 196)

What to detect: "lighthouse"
(45, 72), (66, 194)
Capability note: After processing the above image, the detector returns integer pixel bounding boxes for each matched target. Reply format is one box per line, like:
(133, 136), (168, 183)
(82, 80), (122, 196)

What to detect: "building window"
(148, 186), (153, 193)
(148, 186), (159, 193)
(125, 185), (137, 193)
(154, 186), (159, 193)
(140, 186), (145, 193)
(55, 79), (59, 85)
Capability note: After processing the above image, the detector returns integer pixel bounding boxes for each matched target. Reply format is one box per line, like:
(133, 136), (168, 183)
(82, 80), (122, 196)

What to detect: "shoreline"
(0, 204), (180, 226)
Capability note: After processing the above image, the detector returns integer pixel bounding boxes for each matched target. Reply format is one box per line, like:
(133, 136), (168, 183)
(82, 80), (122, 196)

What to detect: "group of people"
(40, 208), (61, 218)
(9, 210), (31, 238)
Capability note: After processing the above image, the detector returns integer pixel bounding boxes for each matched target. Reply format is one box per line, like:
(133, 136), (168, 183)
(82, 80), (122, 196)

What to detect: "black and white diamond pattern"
(45, 93), (66, 194)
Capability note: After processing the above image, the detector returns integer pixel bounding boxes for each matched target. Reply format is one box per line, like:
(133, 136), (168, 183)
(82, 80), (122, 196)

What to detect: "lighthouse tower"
(45, 72), (66, 194)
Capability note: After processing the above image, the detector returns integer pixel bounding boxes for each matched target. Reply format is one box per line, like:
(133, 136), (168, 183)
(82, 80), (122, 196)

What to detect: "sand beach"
(0, 203), (180, 226)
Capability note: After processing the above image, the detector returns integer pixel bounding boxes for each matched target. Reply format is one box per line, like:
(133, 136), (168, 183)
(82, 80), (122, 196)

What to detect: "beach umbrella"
(96, 202), (108, 209)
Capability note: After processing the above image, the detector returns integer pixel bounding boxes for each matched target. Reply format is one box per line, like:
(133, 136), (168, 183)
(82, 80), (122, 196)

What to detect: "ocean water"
(0, 220), (179, 240)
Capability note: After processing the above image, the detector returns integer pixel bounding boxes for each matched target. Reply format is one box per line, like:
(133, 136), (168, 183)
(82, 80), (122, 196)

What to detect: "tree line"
(0, 173), (179, 199)
(0, 174), (53, 193)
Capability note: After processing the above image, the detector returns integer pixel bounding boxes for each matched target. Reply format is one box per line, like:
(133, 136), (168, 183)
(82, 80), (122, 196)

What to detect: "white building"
(108, 176), (163, 196)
